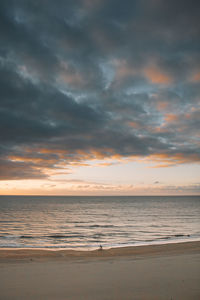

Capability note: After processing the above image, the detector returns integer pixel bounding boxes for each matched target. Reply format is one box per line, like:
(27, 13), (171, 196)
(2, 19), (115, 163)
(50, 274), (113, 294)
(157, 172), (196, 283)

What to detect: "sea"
(0, 195), (199, 250)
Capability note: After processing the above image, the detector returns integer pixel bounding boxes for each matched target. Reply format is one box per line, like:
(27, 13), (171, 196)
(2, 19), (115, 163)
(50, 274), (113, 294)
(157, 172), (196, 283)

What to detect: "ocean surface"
(0, 195), (199, 250)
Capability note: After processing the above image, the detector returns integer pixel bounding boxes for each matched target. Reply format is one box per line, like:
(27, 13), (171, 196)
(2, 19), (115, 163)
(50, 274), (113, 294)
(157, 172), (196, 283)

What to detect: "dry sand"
(0, 241), (200, 300)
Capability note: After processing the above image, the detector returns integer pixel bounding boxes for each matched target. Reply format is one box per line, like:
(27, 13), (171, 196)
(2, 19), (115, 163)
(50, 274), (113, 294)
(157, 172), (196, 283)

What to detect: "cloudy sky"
(0, 0), (200, 195)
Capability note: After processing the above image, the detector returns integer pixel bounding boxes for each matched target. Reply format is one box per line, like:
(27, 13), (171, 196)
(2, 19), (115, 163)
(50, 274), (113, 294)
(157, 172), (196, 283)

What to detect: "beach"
(0, 241), (200, 300)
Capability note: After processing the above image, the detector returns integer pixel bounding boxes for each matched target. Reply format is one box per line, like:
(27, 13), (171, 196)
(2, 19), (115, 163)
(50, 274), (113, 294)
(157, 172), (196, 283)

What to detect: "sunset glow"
(0, 0), (200, 195)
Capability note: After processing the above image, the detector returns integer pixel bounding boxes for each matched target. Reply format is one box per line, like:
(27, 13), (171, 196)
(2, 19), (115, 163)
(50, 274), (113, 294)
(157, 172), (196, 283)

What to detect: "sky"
(0, 0), (200, 195)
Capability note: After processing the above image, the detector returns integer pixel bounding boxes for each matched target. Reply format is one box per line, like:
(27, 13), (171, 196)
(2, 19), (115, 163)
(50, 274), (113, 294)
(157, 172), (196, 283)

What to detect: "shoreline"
(1, 240), (200, 261)
(1, 235), (199, 252)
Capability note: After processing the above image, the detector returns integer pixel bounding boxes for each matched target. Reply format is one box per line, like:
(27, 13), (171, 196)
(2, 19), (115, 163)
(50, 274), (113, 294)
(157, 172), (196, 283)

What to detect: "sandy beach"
(0, 241), (200, 300)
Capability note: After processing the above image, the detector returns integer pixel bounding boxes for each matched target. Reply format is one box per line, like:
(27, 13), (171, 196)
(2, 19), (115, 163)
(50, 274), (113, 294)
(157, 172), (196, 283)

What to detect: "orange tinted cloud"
(191, 72), (200, 82)
(128, 121), (141, 129)
(164, 113), (178, 123)
(60, 71), (84, 86)
(156, 101), (169, 111)
(38, 148), (68, 155)
(69, 162), (90, 167)
(8, 155), (57, 166)
(144, 66), (172, 84)
(147, 153), (200, 168)
(153, 126), (169, 133)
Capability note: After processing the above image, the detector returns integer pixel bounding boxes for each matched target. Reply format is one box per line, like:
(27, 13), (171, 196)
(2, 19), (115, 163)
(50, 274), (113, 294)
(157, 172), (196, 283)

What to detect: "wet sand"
(0, 241), (200, 300)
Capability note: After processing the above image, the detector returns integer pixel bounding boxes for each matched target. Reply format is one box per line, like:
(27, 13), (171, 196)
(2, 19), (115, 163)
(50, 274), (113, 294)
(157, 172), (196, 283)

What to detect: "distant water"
(0, 196), (199, 250)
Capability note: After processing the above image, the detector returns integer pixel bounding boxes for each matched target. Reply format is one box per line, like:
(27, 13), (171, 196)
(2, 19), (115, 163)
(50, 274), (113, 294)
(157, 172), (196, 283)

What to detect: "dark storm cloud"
(0, 159), (47, 180)
(0, 0), (200, 179)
